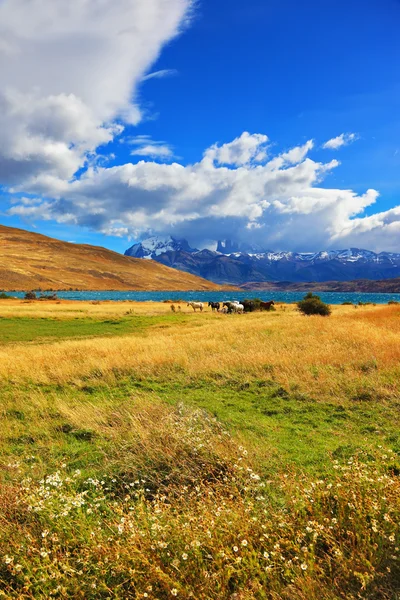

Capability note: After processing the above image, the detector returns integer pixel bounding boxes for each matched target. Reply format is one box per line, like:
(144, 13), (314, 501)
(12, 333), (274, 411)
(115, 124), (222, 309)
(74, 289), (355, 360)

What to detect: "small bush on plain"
(297, 292), (331, 316)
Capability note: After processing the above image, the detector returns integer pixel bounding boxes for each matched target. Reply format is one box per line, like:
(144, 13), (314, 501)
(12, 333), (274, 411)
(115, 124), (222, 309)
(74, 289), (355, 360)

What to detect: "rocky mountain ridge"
(125, 237), (400, 284)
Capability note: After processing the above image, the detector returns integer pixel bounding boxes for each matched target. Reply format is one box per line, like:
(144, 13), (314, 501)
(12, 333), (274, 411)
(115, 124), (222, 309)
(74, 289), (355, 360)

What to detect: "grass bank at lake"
(0, 300), (399, 599)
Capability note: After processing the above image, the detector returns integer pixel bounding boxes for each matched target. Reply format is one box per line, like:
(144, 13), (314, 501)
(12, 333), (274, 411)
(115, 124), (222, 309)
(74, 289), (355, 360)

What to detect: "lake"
(7, 290), (400, 304)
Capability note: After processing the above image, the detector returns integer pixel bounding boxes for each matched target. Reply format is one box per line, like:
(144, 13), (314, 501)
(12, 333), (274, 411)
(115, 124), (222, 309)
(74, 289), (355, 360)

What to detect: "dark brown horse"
(260, 300), (275, 311)
(208, 301), (220, 312)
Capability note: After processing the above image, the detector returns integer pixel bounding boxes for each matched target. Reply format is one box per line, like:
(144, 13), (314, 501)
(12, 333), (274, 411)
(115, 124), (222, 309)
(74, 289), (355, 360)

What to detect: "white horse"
(232, 303), (244, 314)
(187, 301), (204, 312)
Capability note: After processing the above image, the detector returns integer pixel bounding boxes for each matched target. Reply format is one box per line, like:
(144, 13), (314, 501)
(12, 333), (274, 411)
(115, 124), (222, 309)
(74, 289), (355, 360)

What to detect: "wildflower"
(233, 546), (239, 552)
(263, 552), (269, 559)
(171, 589), (178, 596)
(40, 551), (49, 558)
(14, 564), (22, 572)
(182, 553), (188, 561)
(389, 535), (395, 542)
(3, 556), (13, 565)
(241, 539), (248, 547)
(301, 563), (308, 570)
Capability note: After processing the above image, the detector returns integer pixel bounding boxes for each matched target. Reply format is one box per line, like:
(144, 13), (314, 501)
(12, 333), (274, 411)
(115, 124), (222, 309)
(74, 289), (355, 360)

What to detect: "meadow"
(0, 299), (399, 599)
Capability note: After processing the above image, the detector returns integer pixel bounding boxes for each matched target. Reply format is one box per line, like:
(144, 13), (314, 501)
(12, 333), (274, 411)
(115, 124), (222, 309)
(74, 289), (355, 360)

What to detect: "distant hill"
(0, 225), (227, 291)
(240, 279), (400, 293)
(127, 236), (400, 285)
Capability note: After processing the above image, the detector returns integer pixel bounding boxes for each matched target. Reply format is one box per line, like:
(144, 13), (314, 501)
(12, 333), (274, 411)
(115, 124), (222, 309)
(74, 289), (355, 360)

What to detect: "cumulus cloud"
(322, 133), (358, 150)
(9, 131), (389, 251)
(0, 0), (192, 184)
(204, 132), (269, 166)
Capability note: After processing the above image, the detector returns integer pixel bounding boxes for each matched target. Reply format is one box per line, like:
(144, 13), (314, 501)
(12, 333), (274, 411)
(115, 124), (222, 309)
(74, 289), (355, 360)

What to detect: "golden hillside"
(0, 224), (225, 291)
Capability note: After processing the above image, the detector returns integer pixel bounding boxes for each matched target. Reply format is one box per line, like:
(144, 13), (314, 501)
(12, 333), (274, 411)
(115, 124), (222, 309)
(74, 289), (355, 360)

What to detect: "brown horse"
(260, 300), (275, 311)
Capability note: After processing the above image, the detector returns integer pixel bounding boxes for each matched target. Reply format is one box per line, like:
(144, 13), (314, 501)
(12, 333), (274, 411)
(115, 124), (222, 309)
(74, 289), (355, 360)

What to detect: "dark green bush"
(24, 291), (37, 300)
(0, 292), (12, 299)
(297, 292), (331, 316)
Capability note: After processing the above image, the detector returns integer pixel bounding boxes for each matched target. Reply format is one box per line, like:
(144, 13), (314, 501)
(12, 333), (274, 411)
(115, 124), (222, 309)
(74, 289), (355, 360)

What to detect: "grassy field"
(0, 299), (399, 599)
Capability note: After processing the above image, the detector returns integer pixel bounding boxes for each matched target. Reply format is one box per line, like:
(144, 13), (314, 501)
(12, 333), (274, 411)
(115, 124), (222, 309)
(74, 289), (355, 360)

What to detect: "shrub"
(24, 291), (37, 300)
(297, 292), (331, 316)
(388, 300), (399, 305)
(0, 292), (12, 299)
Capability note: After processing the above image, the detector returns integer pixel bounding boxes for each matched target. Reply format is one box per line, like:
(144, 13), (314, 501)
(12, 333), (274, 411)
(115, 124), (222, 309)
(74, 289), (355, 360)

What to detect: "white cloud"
(0, 0), (192, 184)
(127, 135), (174, 160)
(322, 133), (358, 150)
(204, 132), (269, 166)
(10, 132), (392, 251)
(131, 144), (174, 159)
(142, 69), (178, 81)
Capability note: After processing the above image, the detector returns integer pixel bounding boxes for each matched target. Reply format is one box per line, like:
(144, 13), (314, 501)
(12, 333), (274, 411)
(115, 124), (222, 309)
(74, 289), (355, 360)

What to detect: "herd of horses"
(186, 300), (275, 314)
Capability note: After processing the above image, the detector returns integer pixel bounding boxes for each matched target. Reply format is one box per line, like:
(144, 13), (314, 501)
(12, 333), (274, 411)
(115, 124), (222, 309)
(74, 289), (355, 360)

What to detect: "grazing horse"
(222, 301), (235, 313)
(220, 306), (228, 314)
(242, 300), (255, 312)
(208, 301), (220, 312)
(223, 301), (244, 314)
(187, 301), (204, 312)
(260, 300), (275, 311)
(232, 303), (244, 314)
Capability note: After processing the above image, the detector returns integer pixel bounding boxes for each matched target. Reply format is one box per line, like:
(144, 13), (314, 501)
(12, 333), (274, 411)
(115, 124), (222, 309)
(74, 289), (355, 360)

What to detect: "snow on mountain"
(124, 237), (400, 284)
(125, 236), (198, 259)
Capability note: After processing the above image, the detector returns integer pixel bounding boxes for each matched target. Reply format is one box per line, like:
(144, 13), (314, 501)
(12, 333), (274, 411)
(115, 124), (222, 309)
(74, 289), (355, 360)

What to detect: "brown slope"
(0, 224), (228, 291)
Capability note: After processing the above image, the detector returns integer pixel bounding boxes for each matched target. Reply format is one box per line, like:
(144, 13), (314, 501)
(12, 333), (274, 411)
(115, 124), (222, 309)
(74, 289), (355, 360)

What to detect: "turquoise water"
(8, 290), (400, 304)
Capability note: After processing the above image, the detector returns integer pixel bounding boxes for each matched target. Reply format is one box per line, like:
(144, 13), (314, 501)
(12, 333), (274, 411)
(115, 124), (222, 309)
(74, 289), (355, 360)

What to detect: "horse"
(223, 301), (244, 314)
(232, 303), (244, 314)
(220, 306), (228, 314)
(242, 300), (255, 312)
(187, 301), (204, 312)
(222, 301), (235, 313)
(260, 300), (275, 311)
(208, 301), (220, 312)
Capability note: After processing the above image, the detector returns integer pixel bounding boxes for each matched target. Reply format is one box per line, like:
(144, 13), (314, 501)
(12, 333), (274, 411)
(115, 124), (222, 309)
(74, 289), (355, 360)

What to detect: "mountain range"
(125, 236), (400, 285)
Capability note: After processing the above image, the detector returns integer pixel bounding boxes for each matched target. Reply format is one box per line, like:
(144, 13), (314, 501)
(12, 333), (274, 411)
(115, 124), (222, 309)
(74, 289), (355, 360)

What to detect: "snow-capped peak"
(125, 236), (197, 259)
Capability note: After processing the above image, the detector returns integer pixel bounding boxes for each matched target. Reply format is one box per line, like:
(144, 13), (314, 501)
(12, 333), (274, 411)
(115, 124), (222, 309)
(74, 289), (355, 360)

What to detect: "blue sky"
(1, 0), (400, 253)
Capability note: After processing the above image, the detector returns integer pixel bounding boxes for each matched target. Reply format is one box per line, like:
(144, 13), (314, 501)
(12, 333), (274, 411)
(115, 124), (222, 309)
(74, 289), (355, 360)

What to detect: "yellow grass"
(1, 301), (400, 598)
(1, 300), (400, 404)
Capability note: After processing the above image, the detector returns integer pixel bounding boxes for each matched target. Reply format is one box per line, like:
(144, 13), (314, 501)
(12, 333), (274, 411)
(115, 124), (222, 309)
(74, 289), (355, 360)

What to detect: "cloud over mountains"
(1, 0), (400, 253)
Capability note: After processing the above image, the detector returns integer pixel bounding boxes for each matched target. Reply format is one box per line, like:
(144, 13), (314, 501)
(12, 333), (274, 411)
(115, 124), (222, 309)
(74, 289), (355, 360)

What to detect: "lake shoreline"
(2, 289), (400, 304)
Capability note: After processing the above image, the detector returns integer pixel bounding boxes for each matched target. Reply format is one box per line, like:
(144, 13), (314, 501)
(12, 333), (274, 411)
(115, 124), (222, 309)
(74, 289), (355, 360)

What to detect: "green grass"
(2, 373), (399, 481)
(0, 313), (191, 344)
(1, 309), (400, 599)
